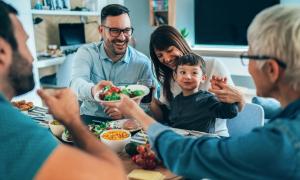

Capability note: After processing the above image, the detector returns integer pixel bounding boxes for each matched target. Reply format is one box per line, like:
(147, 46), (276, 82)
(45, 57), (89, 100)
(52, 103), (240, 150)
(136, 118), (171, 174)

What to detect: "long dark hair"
(149, 25), (192, 102)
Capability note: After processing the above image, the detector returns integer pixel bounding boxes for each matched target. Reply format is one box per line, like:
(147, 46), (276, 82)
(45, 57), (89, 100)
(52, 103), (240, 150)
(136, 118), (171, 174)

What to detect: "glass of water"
(137, 79), (155, 112)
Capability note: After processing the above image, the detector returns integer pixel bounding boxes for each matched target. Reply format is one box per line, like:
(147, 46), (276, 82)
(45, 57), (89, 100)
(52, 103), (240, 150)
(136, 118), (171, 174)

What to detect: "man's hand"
(101, 95), (140, 119)
(91, 80), (113, 98)
(37, 88), (81, 126)
(101, 95), (155, 130)
(104, 107), (123, 120)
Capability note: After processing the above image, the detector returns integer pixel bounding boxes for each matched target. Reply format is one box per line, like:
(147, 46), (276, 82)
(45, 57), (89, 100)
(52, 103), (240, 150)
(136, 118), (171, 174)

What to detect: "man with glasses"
(71, 4), (155, 120)
(102, 5), (300, 179)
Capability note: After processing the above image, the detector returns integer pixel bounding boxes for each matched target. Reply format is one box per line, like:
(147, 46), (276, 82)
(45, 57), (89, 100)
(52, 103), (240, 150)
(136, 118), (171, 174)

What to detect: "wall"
(6, 0), (42, 105)
(125, 0), (193, 56)
(33, 16), (99, 52)
(281, 0), (300, 3)
(124, 0), (155, 56)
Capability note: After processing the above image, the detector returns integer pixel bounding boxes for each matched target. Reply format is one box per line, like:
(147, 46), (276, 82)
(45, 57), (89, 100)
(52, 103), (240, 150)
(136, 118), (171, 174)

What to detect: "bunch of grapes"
(131, 144), (158, 169)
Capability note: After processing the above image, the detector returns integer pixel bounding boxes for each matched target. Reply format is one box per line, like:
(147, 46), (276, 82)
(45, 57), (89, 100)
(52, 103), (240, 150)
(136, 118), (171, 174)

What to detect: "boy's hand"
(210, 75), (227, 90)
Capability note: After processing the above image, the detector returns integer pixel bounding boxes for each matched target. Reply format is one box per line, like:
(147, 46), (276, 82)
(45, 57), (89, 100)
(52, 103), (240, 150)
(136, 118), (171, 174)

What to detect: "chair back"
(227, 103), (264, 137)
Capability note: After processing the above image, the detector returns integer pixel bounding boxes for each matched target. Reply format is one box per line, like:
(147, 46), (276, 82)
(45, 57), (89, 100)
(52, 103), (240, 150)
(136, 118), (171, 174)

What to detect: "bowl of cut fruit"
(94, 85), (149, 103)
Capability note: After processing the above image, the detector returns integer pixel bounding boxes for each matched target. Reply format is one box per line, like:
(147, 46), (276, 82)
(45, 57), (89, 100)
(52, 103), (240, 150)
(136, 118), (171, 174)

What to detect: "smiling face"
(174, 64), (205, 96)
(154, 46), (183, 69)
(99, 14), (131, 60)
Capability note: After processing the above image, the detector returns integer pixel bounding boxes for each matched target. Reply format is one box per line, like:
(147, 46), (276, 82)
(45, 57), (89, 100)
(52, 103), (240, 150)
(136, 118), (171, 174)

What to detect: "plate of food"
(61, 129), (73, 143)
(94, 84), (149, 103)
(88, 122), (112, 139)
(11, 100), (34, 111)
(110, 119), (142, 133)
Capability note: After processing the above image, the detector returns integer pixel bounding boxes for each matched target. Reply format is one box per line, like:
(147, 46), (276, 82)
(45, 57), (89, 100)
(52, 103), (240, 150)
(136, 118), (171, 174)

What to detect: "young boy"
(169, 53), (238, 133)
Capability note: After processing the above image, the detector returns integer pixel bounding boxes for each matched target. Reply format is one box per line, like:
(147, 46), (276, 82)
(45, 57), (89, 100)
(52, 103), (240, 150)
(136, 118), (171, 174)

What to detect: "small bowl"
(100, 129), (131, 153)
(48, 120), (65, 137)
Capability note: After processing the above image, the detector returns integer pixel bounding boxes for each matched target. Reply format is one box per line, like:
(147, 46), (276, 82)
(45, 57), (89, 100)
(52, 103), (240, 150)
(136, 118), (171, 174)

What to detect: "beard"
(109, 38), (129, 56)
(8, 52), (35, 96)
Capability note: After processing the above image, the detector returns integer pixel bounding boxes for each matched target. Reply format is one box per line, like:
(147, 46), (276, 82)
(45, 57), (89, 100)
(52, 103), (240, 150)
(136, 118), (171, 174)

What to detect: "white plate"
(94, 84), (150, 103)
(109, 119), (142, 132)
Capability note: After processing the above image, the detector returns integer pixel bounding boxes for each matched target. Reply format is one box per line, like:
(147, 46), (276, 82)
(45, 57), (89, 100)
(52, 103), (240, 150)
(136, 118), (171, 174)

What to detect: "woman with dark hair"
(149, 25), (245, 136)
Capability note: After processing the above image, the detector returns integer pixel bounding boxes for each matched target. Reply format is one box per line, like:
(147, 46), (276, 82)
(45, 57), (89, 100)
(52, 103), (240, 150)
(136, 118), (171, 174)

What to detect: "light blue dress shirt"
(71, 41), (155, 118)
(147, 99), (300, 179)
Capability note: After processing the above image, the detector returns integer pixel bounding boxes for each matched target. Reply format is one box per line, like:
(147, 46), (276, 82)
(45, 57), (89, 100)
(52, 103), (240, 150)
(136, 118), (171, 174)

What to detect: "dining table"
(47, 115), (184, 180)
(120, 152), (182, 180)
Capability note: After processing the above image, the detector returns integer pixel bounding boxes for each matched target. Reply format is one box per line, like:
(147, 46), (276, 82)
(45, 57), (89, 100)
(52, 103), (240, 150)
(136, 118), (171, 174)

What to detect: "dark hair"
(101, 4), (130, 24)
(175, 53), (206, 75)
(0, 1), (18, 50)
(149, 25), (192, 102)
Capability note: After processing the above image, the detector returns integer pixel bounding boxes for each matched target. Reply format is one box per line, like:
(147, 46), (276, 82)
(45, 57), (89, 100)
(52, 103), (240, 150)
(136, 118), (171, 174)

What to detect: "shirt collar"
(270, 98), (300, 121)
(100, 41), (130, 63)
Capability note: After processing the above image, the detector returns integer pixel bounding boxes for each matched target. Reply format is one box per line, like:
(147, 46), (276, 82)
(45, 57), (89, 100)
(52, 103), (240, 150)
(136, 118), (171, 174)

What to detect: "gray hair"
(247, 4), (300, 90)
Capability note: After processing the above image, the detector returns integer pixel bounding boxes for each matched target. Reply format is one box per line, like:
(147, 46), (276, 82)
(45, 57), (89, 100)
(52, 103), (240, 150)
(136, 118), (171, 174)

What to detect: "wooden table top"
(119, 152), (182, 180)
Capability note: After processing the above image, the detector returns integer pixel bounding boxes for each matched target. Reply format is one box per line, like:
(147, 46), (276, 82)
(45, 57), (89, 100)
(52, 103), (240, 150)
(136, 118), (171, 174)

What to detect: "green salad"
(99, 85), (144, 101)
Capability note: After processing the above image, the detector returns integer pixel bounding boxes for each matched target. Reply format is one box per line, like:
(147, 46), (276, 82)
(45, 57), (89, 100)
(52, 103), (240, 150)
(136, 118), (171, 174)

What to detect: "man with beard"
(71, 4), (155, 120)
(0, 1), (125, 179)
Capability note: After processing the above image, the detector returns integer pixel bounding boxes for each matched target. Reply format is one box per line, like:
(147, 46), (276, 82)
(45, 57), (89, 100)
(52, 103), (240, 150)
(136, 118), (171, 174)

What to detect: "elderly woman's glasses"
(102, 25), (134, 37)
(240, 52), (287, 69)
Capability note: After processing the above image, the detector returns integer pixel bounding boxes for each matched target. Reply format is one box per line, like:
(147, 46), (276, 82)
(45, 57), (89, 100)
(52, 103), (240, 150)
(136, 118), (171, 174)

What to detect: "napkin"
(127, 169), (165, 180)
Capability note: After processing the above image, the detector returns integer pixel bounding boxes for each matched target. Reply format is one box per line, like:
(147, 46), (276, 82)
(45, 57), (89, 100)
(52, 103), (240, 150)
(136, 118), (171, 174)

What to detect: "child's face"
(174, 64), (206, 92)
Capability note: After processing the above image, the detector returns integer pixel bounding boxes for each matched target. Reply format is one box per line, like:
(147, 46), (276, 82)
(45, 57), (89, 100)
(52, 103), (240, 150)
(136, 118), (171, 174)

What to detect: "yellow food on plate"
(102, 130), (130, 140)
(50, 120), (61, 125)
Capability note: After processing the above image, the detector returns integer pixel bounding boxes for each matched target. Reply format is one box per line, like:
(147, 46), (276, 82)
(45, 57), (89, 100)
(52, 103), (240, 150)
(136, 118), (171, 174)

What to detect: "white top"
(159, 58), (233, 137)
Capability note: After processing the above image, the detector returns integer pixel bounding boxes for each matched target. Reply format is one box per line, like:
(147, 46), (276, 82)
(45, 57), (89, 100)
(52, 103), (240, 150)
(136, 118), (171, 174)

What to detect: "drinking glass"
(137, 79), (155, 112)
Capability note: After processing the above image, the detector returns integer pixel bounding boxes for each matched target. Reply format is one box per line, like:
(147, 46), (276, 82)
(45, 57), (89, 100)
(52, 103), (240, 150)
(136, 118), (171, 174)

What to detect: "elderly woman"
(149, 25), (245, 136)
(103, 5), (300, 179)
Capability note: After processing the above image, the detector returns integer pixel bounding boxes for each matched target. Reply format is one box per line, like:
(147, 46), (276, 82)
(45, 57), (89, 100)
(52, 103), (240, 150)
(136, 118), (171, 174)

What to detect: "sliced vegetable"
(99, 85), (144, 101)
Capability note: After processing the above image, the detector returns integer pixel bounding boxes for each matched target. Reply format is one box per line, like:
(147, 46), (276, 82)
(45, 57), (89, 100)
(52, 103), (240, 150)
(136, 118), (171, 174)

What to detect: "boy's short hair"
(101, 4), (130, 24)
(175, 53), (206, 75)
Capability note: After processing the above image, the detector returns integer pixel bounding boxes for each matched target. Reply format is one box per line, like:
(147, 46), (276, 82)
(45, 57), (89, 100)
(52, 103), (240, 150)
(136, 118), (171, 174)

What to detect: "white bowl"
(48, 120), (65, 137)
(94, 84), (150, 103)
(100, 129), (131, 153)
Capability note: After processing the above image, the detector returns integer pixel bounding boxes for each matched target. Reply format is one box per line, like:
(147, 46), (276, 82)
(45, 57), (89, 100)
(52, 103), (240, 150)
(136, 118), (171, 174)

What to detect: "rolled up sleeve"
(70, 47), (95, 101)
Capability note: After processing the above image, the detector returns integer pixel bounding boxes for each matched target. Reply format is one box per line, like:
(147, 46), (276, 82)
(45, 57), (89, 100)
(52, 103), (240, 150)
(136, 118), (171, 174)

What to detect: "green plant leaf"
(180, 28), (189, 38)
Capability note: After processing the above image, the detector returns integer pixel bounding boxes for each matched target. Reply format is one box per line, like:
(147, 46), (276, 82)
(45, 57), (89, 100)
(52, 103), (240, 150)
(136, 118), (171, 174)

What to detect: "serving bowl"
(94, 84), (149, 103)
(100, 129), (131, 153)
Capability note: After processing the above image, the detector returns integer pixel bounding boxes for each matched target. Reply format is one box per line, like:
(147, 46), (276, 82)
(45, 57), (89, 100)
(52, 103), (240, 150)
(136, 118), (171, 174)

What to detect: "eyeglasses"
(102, 25), (134, 37)
(240, 52), (287, 69)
